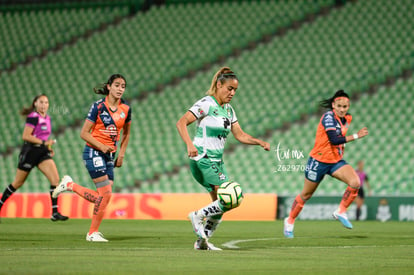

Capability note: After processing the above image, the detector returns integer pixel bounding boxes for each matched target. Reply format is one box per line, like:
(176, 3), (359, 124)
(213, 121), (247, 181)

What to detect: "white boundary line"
(222, 238), (282, 249)
(222, 238), (414, 249)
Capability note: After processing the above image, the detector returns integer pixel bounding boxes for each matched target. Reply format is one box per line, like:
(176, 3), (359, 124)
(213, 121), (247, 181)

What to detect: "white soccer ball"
(217, 181), (244, 209)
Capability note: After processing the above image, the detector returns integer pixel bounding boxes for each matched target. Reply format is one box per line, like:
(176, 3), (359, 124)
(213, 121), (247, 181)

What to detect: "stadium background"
(0, 0), (413, 221)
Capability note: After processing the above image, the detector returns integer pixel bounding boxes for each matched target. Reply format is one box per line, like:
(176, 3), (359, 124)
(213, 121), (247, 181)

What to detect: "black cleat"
(51, 212), (69, 222)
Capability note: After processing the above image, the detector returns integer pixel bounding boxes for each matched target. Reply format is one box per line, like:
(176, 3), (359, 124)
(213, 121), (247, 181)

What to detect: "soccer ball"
(217, 181), (244, 209)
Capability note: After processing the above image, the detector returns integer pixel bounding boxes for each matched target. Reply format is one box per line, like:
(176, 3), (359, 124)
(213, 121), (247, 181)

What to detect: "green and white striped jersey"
(189, 96), (238, 162)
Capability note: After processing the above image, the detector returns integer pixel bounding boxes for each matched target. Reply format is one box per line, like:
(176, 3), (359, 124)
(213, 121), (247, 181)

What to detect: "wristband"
(353, 133), (358, 140)
(42, 140), (45, 146)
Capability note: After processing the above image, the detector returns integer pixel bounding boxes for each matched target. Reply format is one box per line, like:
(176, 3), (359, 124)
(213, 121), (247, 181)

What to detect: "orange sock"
(71, 183), (98, 203)
(339, 186), (359, 213)
(88, 184), (112, 234)
(288, 195), (305, 224)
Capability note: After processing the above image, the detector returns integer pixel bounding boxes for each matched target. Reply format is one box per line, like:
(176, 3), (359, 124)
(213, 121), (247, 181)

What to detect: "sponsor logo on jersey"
(324, 115), (334, 126)
(102, 117), (112, 124)
(307, 170), (317, 181)
(100, 124), (118, 137)
(93, 157), (104, 167)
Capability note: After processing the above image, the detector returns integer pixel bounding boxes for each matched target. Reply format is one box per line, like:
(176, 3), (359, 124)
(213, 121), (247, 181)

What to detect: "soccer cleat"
(52, 175), (73, 198)
(86, 232), (108, 242)
(188, 211), (207, 240)
(333, 210), (353, 229)
(50, 212), (69, 222)
(206, 242), (222, 251)
(194, 239), (222, 251)
(194, 238), (208, 250)
(283, 217), (294, 238)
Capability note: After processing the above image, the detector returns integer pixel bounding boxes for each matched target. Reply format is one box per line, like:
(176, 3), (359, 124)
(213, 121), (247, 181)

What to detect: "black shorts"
(357, 187), (365, 199)
(17, 143), (52, 172)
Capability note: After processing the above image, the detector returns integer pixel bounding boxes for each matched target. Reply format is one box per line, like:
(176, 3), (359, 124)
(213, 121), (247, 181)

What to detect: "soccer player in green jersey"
(176, 67), (270, 250)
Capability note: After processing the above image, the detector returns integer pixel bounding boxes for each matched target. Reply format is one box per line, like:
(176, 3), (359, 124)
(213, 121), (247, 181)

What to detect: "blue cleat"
(333, 210), (353, 229)
(283, 217), (294, 238)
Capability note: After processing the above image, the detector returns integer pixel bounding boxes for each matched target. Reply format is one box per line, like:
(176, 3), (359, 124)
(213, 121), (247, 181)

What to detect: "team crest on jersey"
(218, 173), (226, 181)
(112, 113), (120, 121)
(120, 112), (125, 119)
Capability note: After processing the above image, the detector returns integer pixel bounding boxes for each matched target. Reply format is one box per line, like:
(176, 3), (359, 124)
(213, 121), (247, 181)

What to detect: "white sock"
(204, 216), (222, 238)
(197, 200), (225, 218)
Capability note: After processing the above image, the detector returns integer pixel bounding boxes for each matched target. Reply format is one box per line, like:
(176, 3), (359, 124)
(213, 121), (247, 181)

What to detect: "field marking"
(222, 238), (282, 249)
(222, 238), (414, 249)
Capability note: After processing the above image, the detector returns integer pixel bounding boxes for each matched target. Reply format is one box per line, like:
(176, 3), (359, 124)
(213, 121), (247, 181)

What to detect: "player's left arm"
(115, 122), (131, 167)
(231, 122), (270, 151)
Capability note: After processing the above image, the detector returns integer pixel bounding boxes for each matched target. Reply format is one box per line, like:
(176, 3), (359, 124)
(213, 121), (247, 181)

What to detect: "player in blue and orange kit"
(283, 90), (368, 238)
(0, 94), (68, 221)
(53, 74), (131, 242)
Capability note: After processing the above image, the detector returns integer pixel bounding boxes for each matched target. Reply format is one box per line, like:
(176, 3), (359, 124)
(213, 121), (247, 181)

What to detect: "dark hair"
(320, 90), (349, 109)
(94, 74), (126, 95)
(21, 94), (48, 116)
(206, 67), (238, 95)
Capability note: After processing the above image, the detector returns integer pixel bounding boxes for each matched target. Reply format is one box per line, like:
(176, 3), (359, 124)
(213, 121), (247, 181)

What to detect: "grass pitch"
(0, 218), (413, 274)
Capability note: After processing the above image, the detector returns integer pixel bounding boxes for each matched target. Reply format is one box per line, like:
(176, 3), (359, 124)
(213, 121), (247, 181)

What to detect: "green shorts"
(189, 157), (229, 192)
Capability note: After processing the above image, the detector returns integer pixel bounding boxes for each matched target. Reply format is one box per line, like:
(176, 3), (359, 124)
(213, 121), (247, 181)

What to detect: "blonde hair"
(206, 67), (238, 96)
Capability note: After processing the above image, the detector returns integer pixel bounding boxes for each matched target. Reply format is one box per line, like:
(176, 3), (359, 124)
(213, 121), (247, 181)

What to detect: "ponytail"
(206, 67), (238, 96)
(320, 90), (349, 109)
(94, 74), (126, 95)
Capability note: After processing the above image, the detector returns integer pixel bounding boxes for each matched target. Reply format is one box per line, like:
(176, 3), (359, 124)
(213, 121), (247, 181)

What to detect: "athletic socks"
(71, 182), (98, 203)
(287, 186), (359, 223)
(356, 207), (361, 221)
(50, 185), (59, 214)
(287, 194), (305, 224)
(0, 184), (17, 210)
(88, 185), (112, 234)
(197, 200), (226, 219)
(204, 215), (223, 238)
(339, 186), (359, 214)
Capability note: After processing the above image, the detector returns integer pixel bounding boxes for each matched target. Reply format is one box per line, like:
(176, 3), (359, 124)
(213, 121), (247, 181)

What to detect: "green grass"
(0, 219), (413, 274)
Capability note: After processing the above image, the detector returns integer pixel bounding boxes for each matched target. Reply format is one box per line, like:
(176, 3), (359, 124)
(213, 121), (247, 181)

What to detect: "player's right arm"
(176, 111), (198, 157)
(22, 126), (43, 145)
(80, 120), (114, 154)
(22, 118), (55, 147)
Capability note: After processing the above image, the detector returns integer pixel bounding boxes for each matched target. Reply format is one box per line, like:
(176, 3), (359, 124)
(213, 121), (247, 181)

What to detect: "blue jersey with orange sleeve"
(309, 110), (352, 163)
(86, 97), (131, 151)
